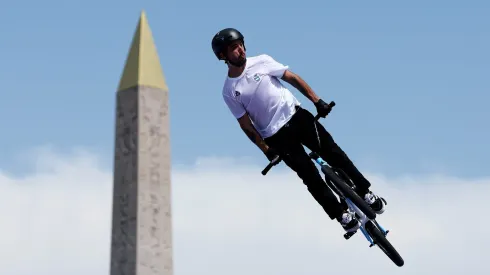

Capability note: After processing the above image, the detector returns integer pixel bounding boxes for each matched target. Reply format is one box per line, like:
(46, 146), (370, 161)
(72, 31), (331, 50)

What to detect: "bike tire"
(321, 166), (377, 220)
(331, 167), (354, 211)
(332, 167), (355, 188)
(365, 221), (404, 267)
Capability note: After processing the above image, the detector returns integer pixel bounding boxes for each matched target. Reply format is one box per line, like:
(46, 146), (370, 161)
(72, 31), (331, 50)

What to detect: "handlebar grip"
(261, 163), (274, 175)
(314, 101), (336, 120)
(261, 155), (282, 175)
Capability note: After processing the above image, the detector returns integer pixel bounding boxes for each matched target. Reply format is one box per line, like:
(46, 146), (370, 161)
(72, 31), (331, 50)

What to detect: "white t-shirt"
(222, 54), (301, 139)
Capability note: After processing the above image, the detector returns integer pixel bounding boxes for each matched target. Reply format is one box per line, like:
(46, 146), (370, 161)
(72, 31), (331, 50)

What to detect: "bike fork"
(360, 221), (390, 248)
(344, 198), (376, 247)
(344, 198), (390, 247)
(359, 227), (375, 247)
(374, 220), (389, 235)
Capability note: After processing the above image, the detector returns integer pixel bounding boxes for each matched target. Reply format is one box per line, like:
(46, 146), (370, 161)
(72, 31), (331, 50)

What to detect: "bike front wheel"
(365, 221), (404, 267)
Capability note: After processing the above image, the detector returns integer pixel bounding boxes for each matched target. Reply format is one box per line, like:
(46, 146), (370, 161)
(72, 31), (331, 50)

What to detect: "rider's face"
(224, 41), (246, 65)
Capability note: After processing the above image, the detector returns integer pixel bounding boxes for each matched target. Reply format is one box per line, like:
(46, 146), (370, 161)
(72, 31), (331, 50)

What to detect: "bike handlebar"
(261, 100), (336, 175)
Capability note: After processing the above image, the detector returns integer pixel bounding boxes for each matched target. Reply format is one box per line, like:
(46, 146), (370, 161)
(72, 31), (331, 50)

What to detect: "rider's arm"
(223, 91), (269, 154)
(281, 70), (321, 103)
(237, 114), (269, 154)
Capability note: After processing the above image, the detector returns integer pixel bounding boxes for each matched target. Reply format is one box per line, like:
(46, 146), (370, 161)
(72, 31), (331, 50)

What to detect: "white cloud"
(1, 147), (488, 275)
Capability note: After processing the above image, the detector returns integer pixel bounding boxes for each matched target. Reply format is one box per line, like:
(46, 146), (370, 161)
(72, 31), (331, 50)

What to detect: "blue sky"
(1, 0), (489, 178)
(1, 2), (490, 274)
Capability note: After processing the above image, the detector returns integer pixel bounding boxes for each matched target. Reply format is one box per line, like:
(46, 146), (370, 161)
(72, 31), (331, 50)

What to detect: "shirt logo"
(253, 73), (261, 82)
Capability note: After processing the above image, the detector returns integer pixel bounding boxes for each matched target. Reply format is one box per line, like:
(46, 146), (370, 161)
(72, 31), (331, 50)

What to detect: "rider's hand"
(264, 147), (280, 162)
(314, 99), (332, 118)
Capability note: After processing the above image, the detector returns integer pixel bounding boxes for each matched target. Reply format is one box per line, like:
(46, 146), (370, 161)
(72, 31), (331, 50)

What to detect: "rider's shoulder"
(249, 53), (275, 62)
(221, 80), (236, 96)
(248, 54), (283, 68)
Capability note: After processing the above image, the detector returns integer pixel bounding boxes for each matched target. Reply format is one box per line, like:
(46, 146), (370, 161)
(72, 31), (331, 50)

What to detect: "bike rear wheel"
(321, 165), (377, 220)
(365, 221), (404, 267)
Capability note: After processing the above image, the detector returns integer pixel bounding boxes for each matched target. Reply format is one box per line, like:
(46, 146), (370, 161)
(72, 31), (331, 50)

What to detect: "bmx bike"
(260, 101), (404, 267)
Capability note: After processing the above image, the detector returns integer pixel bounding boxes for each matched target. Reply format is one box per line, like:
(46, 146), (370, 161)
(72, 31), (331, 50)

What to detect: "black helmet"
(212, 28), (246, 60)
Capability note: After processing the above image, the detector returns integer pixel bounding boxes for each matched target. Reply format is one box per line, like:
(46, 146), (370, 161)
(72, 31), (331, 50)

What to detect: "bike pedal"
(343, 231), (357, 240)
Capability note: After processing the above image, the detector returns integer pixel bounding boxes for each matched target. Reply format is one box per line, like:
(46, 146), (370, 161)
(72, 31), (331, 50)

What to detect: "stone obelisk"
(110, 10), (173, 275)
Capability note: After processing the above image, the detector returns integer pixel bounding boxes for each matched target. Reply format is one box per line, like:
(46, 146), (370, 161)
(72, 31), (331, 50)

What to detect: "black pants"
(264, 106), (372, 220)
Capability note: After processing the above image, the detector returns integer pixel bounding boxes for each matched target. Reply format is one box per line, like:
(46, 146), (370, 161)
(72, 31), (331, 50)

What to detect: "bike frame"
(311, 155), (389, 247)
